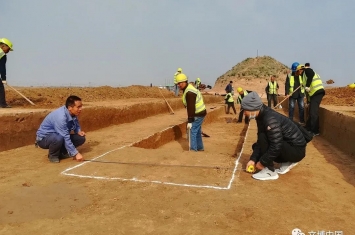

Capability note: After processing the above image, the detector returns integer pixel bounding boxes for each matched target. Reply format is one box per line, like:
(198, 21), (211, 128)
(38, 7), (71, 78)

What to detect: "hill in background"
(213, 56), (290, 96)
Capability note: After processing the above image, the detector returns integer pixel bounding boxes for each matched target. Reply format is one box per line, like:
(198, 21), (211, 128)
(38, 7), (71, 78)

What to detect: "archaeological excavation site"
(0, 83), (354, 234)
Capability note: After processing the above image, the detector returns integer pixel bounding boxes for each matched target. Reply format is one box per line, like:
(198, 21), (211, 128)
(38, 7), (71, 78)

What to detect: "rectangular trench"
(0, 96), (223, 152)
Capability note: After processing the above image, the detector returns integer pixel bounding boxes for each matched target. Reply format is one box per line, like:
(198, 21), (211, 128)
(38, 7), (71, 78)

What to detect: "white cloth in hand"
(187, 123), (192, 129)
(305, 87), (310, 92)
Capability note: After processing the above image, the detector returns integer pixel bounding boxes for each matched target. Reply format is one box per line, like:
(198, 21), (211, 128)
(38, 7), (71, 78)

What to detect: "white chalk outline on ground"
(61, 123), (250, 190)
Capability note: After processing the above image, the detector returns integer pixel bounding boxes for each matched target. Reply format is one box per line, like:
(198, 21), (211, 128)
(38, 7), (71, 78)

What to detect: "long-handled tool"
(159, 89), (174, 114)
(273, 85), (301, 109)
(6, 84), (35, 105)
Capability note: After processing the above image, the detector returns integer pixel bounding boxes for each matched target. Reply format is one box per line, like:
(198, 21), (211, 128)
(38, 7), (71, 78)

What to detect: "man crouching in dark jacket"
(241, 92), (307, 180)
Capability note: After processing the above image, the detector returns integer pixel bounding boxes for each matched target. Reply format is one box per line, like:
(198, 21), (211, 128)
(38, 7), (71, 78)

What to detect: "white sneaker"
(275, 162), (298, 175)
(252, 168), (279, 181)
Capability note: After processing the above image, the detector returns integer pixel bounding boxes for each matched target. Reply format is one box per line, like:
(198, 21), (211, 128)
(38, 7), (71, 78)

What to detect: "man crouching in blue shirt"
(36, 95), (86, 163)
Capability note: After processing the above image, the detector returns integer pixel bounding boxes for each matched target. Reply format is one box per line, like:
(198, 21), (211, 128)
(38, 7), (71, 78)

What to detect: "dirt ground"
(0, 86), (355, 234)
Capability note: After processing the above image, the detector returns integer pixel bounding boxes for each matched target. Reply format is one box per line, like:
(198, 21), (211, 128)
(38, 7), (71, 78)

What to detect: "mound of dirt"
(5, 86), (178, 109)
(323, 87), (355, 106)
(215, 56), (289, 84)
(212, 56), (290, 96)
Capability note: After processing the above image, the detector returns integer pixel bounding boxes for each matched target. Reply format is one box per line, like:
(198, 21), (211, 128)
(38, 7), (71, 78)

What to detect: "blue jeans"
(289, 96), (305, 122)
(174, 85), (179, 96)
(189, 116), (205, 151)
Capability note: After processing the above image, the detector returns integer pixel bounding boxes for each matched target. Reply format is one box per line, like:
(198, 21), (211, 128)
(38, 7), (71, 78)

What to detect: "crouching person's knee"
(71, 134), (86, 147)
(77, 135), (86, 147)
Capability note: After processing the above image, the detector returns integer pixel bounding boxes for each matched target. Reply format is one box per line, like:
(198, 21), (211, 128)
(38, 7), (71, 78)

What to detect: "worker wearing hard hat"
(173, 68), (182, 96)
(295, 64), (324, 137)
(0, 38), (13, 108)
(285, 62), (306, 124)
(236, 87), (252, 124)
(176, 73), (207, 151)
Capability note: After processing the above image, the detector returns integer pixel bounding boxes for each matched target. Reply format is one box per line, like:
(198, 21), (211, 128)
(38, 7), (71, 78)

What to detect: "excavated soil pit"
(62, 107), (248, 188)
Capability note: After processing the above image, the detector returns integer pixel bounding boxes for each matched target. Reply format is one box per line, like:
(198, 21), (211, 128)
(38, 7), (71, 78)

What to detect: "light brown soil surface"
(211, 82), (355, 106)
(0, 86), (355, 234)
(4, 85), (181, 109)
(322, 87), (355, 106)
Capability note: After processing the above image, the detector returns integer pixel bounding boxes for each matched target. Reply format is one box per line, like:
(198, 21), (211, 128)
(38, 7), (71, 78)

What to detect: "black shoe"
(59, 152), (71, 159)
(48, 154), (60, 163)
(0, 105), (11, 108)
(312, 132), (320, 137)
(308, 131), (320, 137)
(49, 157), (60, 163)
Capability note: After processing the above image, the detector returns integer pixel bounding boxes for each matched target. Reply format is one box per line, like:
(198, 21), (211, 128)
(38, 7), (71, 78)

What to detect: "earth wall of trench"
(0, 96), (223, 152)
(282, 97), (355, 157)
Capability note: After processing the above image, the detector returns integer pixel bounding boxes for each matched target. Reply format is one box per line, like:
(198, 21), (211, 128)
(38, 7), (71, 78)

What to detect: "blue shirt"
(36, 106), (81, 156)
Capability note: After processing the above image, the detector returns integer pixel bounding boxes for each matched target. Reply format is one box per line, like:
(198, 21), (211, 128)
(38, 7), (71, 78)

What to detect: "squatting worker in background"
(173, 68), (182, 96)
(176, 73), (207, 151)
(0, 38), (14, 108)
(236, 87), (252, 124)
(295, 64), (325, 136)
(242, 92), (307, 181)
(36, 95), (86, 163)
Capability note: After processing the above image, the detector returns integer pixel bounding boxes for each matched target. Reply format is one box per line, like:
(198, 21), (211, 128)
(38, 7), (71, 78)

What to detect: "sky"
(3, 0), (355, 87)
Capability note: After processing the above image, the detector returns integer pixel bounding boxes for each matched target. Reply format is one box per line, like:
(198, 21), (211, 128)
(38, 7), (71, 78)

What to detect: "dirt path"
(0, 104), (354, 234)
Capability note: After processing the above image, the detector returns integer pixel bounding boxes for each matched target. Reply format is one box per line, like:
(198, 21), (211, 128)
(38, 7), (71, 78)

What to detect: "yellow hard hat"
(0, 38), (13, 51)
(237, 87), (243, 93)
(176, 73), (188, 83)
(348, 83), (355, 89)
(177, 68), (182, 72)
(296, 64), (305, 71)
(196, 77), (200, 82)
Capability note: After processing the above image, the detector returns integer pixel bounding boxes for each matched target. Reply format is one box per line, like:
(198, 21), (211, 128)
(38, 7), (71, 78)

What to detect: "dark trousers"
(306, 92), (324, 134)
(267, 94), (278, 108)
(238, 108), (249, 123)
(37, 133), (86, 158)
(226, 102), (236, 114)
(257, 133), (305, 169)
(0, 82), (7, 106)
